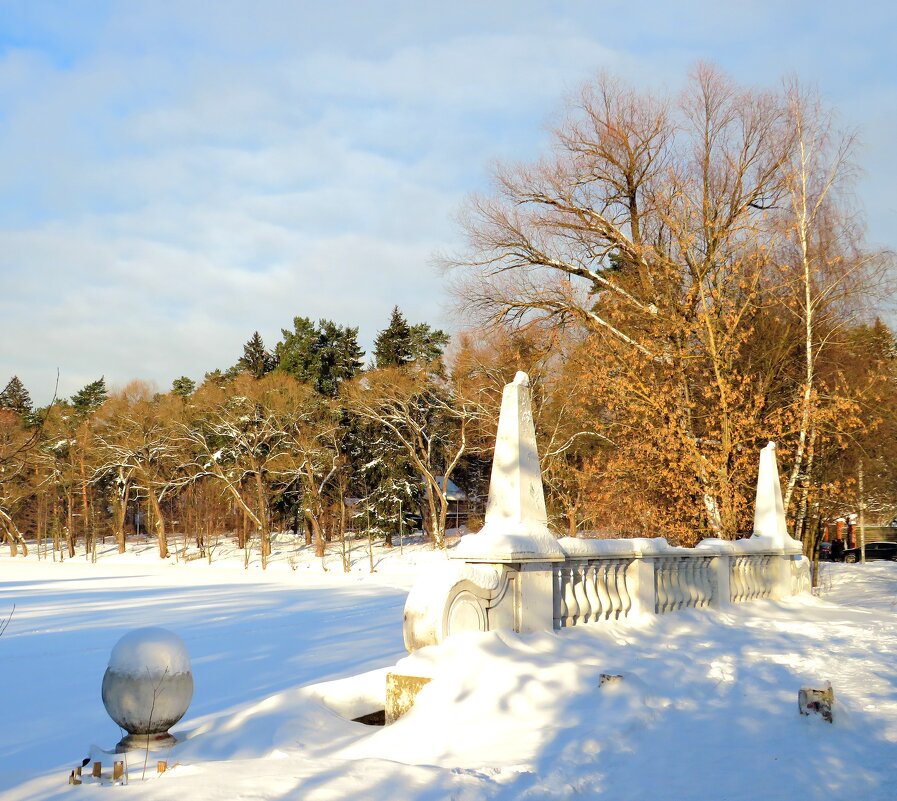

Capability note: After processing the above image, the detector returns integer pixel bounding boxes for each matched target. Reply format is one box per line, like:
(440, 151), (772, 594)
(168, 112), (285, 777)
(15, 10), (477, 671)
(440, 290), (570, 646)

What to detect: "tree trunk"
(113, 479), (130, 553)
(307, 511), (326, 559)
(80, 453), (91, 559)
(66, 489), (75, 558)
(792, 426), (817, 541)
(147, 491), (169, 559)
(254, 472), (269, 569)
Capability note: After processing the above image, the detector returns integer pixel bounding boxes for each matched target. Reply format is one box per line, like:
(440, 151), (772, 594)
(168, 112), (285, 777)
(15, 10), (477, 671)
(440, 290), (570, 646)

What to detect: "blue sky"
(1, 1), (895, 401)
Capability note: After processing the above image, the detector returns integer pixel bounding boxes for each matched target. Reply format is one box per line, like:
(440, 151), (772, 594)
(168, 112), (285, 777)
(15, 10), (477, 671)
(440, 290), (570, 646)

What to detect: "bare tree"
(346, 366), (483, 548)
(448, 65), (887, 541)
(93, 383), (187, 559)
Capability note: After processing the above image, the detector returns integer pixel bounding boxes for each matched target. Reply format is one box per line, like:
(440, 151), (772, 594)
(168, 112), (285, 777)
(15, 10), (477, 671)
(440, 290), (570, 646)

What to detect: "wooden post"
(157, 760), (168, 774)
(92, 762), (102, 778)
(113, 760), (124, 780)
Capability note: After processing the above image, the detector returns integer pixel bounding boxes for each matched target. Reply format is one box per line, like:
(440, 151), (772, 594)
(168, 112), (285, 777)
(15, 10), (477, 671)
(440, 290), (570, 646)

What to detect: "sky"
(1, 1), (895, 402)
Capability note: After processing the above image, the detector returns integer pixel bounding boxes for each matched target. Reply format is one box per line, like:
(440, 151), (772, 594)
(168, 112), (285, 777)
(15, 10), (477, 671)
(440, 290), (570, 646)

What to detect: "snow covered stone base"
(385, 673), (432, 724)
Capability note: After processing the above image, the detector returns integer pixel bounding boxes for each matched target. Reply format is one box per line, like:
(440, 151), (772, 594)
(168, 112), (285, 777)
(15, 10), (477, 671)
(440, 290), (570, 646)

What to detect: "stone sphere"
(102, 627), (193, 749)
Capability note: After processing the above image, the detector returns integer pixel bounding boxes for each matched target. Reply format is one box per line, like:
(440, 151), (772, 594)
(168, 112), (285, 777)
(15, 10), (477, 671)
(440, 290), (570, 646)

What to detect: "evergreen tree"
(202, 369), (228, 388)
(237, 331), (277, 378)
(0, 376), (33, 414)
(275, 317), (364, 396)
(171, 376), (196, 398)
(374, 306), (413, 368)
(347, 415), (420, 546)
(70, 377), (107, 415)
(408, 322), (450, 365)
(374, 307), (449, 368)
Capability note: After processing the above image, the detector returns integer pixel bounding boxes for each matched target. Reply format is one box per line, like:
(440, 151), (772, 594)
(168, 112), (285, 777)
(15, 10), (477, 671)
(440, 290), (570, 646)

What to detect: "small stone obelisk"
(454, 371), (563, 561)
(752, 441), (790, 544)
(484, 371), (548, 531)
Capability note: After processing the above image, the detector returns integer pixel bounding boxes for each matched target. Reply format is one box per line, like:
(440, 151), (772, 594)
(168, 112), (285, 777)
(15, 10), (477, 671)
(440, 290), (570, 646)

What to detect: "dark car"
(843, 541), (897, 563)
(818, 541), (833, 561)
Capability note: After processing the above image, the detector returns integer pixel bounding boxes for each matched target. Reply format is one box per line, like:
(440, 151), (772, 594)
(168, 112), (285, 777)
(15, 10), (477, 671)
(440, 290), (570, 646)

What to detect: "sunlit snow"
(2, 538), (895, 800)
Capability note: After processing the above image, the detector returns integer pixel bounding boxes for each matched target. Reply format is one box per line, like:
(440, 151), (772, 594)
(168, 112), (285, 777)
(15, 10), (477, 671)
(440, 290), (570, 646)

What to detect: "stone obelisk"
(751, 441), (791, 545)
(454, 372), (563, 561)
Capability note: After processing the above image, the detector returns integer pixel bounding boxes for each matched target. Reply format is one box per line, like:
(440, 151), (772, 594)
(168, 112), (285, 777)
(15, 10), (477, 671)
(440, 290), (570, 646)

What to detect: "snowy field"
(2, 540), (896, 801)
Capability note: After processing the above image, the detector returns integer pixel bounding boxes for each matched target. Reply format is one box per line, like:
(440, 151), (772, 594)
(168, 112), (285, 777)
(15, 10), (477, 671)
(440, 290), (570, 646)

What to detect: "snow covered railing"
(403, 537), (810, 651)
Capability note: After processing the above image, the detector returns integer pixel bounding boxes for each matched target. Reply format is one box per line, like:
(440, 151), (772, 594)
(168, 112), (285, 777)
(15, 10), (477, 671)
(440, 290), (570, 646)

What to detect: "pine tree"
(275, 317), (364, 396)
(0, 376), (33, 414)
(171, 376), (196, 398)
(374, 307), (449, 368)
(237, 331), (277, 378)
(70, 377), (107, 415)
(348, 416), (420, 546)
(374, 307), (413, 368)
(408, 322), (450, 365)
(202, 369), (228, 388)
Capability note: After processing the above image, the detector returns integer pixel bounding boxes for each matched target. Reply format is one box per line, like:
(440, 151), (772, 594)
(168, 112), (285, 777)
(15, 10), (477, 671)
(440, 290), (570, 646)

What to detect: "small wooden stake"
(92, 762), (102, 778)
(113, 760), (124, 780)
(157, 760), (167, 774)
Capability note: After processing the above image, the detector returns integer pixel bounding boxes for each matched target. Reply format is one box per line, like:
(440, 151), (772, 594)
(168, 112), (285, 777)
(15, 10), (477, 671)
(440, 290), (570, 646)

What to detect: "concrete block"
(385, 673), (432, 724)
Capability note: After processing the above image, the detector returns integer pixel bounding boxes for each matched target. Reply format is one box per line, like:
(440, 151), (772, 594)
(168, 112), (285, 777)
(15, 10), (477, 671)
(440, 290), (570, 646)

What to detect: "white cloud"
(0, 1), (895, 401)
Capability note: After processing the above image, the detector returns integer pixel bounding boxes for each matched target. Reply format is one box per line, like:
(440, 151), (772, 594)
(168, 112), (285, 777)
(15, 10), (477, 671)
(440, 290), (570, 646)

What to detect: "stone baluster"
(731, 557), (744, 603)
(701, 558), (713, 608)
(674, 559), (688, 611)
(555, 568), (567, 627)
(692, 559), (704, 608)
(584, 565), (602, 623)
(617, 560), (633, 618)
(606, 560), (622, 619)
(573, 564), (591, 624)
(564, 566), (579, 627)
(655, 559), (668, 614)
(595, 560), (610, 620)
(686, 559), (699, 609)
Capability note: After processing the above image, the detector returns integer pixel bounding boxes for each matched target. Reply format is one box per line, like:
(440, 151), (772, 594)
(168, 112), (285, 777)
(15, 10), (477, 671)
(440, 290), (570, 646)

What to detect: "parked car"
(818, 541), (833, 561)
(843, 541), (897, 563)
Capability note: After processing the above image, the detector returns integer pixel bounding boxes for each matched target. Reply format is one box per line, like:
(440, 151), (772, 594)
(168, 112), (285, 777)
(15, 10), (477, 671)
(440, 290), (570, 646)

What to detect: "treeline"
(0, 307), (493, 565)
(2, 311), (896, 567)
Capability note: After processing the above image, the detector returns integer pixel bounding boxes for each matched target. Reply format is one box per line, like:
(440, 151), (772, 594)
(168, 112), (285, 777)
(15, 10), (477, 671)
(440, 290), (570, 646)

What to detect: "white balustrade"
(730, 554), (775, 603)
(652, 556), (716, 614)
(553, 558), (635, 628)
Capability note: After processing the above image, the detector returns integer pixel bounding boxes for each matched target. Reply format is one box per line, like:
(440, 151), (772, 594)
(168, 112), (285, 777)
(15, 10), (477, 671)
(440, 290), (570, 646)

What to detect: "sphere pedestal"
(101, 628), (194, 752)
(115, 732), (178, 753)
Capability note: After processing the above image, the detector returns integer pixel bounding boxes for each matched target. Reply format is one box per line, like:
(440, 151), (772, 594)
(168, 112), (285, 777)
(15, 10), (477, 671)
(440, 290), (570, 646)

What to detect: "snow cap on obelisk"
(453, 371), (564, 561)
(751, 441), (791, 544)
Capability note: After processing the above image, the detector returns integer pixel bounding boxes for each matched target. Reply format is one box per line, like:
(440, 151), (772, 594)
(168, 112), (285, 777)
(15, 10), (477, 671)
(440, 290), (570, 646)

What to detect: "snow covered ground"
(2, 540), (896, 800)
